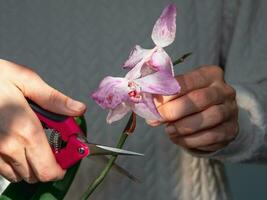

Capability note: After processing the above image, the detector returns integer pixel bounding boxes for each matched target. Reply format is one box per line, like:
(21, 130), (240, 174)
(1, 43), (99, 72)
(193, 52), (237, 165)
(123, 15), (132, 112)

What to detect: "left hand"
(149, 65), (239, 152)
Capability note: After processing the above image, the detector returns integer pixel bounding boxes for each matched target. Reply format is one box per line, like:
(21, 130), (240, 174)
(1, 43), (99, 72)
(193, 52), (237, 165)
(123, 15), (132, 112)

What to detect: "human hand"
(149, 66), (238, 152)
(0, 59), (86, 183)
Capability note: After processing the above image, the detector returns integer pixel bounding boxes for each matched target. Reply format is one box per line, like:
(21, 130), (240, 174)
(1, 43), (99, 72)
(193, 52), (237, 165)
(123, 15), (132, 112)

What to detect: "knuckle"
(213, 65), (224, 74)
(16, 70), (39, 97)
(194, 69), (208, 84)
(20, 68), (39, 83)
(0, 140), (20, 156)
(189, 90), (209, 106)
(231, 101), (239, 117)
(199, 65), (210, 73)
(19, 124), (39, 142)
(176, 125), (194, 136)
(186, 71), (200, 90)
(216, 110), (226, 123)
(212, 106), (226, 123)
(211, 66), (224, 78)
(178, 138), (194, 149)
(48, 89), (68, 107)
(201, 65), (224, 80)
(212, 86), (222, 103)
(184, 69), (207, 92)
(226, 121), (239, 140)
(206, 132), (221, 145)
(48, 89), (59, 104)
(225, 85), (236, 100)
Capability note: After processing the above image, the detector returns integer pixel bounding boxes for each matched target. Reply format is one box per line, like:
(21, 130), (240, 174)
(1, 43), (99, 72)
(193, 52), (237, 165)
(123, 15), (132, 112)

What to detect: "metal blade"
(76, 135), (144, 156)
(89, 156), (141, 183)
(87, 144), (144, 156)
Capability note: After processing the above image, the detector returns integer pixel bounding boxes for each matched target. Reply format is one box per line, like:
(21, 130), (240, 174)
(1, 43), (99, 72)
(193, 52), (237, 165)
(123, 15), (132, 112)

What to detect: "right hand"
(0, 59), (86, 183)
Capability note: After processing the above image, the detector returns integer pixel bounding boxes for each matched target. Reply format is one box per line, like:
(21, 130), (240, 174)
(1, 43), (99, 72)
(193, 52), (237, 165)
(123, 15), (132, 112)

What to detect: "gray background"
(0, 0), (266, 200)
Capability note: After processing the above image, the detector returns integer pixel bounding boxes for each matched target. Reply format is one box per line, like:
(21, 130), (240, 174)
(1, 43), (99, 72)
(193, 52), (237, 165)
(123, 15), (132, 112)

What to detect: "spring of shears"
(44, 128), (62, 153)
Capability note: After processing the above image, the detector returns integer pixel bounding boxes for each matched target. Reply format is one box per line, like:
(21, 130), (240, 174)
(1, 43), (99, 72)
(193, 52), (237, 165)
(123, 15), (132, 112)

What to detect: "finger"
(0, 156), (22, 182)
(25, 128), (66, 182)
(11, 67), (86, 116)
(194, 143), (228, 152)
(3, 150), (38, 183)
(168, 121), (237, 149)
(165, 103), (232, 136)
(0, 136), (38, 183)
(158, 86), (224, 122)
(154, 66), (224, 106)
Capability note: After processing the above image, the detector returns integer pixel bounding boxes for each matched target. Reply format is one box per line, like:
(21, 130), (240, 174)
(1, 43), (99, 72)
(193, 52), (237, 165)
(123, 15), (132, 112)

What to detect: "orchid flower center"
(128, 82), (142, 102)
(106, 94), (114, 104)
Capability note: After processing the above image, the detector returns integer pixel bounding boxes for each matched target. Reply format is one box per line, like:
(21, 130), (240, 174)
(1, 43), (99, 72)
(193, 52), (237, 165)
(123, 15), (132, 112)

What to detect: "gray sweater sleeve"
(204, 0), (267, 163)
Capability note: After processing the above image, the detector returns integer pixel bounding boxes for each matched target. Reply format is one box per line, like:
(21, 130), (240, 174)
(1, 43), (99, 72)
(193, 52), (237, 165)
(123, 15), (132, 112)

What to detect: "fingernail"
(146, 120), (161, 126)
(165, 125), (176, 134)
(67, 99), (85, 112)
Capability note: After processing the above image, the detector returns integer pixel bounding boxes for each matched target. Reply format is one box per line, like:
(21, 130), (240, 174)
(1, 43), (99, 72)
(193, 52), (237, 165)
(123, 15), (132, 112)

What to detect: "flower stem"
(80, 52), (191, 200)
(172, 52), (192, 66)
(80, 113), (136, 200)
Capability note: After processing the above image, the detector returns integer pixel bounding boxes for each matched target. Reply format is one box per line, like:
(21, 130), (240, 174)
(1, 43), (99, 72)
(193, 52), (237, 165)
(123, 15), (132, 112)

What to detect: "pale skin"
(149, 66), (239, 152)
(0, 59), (86, 183)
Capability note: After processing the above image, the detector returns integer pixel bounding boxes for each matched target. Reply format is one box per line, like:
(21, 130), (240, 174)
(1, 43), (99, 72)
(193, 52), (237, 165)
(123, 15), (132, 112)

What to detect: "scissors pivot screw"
(78, 147), (85, 154)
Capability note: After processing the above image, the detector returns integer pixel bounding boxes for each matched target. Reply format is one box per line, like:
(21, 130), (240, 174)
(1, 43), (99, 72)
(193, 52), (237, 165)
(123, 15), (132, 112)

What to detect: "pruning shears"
(27, 99), (143, 171)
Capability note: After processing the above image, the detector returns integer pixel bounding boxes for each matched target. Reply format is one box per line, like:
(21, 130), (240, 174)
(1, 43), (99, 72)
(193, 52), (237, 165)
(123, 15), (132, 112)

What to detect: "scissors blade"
(87, 144), (144, 156)
(76, 135), (144, 156)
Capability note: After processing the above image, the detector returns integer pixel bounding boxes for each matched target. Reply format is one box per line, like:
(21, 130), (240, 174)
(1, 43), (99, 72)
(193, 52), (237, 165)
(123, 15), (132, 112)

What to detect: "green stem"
(172, 52), (192, 66)
(80, 113), (135, 200)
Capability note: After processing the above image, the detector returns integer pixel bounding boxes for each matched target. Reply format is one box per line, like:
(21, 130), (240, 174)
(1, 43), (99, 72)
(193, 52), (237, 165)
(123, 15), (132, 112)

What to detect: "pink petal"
(106, 103), (131, 124)
(125, 58), (144, 80)
(123, 45), (151, 69)
(151, 4), (176, 47)
(132, 93), (161, 120)
(125, 48), (157, 80)
(134, 72), (180, 95)
(149, 47), (174, 75)
(91, 76), (129, 109)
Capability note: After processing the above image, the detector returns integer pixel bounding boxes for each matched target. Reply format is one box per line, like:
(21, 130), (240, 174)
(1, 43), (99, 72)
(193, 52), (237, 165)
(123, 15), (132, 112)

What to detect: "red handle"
(28, 99), (89, 169)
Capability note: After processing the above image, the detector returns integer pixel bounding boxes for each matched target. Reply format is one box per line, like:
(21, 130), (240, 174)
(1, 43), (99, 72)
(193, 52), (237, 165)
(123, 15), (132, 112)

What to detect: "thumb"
(16, 70), (86, 116)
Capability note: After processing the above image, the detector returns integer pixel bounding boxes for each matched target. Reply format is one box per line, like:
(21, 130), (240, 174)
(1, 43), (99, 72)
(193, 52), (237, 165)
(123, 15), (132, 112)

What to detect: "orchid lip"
(127, 81), (142, 102)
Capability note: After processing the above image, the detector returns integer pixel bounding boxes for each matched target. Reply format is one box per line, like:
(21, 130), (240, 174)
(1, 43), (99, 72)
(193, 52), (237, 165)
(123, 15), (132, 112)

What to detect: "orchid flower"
(92, 4), (180, 124)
